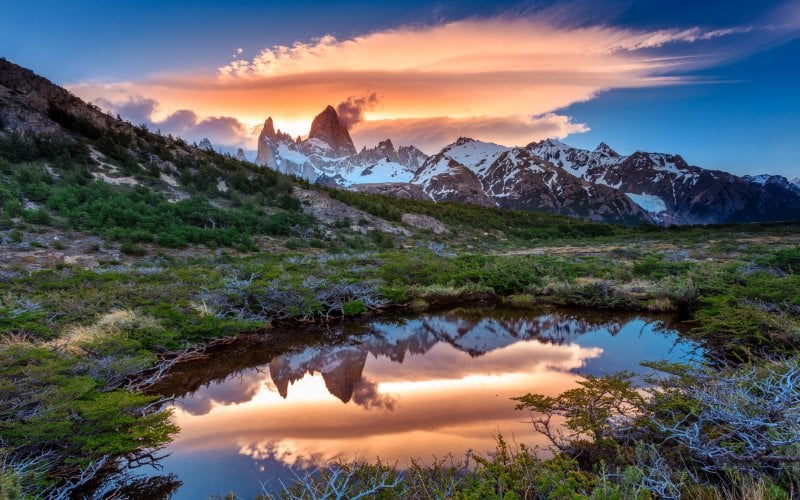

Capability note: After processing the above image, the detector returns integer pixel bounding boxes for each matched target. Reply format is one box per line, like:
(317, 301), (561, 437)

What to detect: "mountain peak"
(528, 138), (569, 150)
(255, 117), (279, 168)
(377, 139), (395, 152)
(199, 138), (213, 151)
(593, 142), (619, 157)
(261, 117), (276, 140)
(308, 105), (356, 157)
(235, 148), (247, 162)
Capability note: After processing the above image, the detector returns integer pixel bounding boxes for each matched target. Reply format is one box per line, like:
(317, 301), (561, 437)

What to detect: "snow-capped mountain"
(407, 138), (650, 223)
(527, 139), (800, 224)
(254, 107), (425, 187)
(250, 105), (800, 225)
(744, 174), (800, 195)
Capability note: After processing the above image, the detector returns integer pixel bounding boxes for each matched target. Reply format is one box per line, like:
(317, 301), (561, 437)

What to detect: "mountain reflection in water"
(148, 307), (699, 499)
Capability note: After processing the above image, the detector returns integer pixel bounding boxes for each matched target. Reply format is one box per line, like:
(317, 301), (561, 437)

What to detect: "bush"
(342, 300), (367, 315)
(21, 208), (50, 225)
(120, 242), (148, 256)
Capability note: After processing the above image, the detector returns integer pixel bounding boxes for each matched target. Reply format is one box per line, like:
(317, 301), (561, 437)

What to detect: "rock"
(235, 148), (247, 162)
(255, 117), (280, 168)
(401, 213), (448, 234)
(199, 138), (213, 151)
(307, 105), (356, 157)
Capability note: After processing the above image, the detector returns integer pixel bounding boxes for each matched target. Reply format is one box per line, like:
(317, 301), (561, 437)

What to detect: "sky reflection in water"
(151, 307), (699, 498)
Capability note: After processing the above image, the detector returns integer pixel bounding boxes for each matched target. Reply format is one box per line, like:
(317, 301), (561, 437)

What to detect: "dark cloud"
(336, 93), (379, 129)
(95, 95), (250, 147)
(159, 109), (198, 134)
(192, 116), (248, 145)
(96, 96), (158, 126)
(351, 378), (397, 411)
(178, 371), (264, 416)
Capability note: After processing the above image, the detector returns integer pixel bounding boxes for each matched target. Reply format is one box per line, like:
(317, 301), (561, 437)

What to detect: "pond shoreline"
(131, 293), (696, 395)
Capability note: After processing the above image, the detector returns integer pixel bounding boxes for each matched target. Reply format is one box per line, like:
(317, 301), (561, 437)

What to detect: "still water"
(147, 306), (700, 498)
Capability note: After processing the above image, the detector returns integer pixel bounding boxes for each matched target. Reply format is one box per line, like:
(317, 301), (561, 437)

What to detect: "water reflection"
(149, 307), (698, 499)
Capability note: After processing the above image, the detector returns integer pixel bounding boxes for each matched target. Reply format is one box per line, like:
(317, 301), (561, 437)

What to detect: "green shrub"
(342, 300), (367, 316)
(120, 242), (148, 256)
(21, 208), (50, 225)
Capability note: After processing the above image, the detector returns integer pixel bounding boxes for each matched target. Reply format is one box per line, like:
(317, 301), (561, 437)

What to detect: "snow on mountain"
(409, 140), (649, 222)
(745, 174), (772, 186)
(437, 137), (511, 177)
(339, 158), (415, 186)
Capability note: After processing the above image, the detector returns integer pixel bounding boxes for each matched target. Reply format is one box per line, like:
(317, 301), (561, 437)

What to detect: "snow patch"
(625, 193), (667, 213)
(277, 144), (310, 165)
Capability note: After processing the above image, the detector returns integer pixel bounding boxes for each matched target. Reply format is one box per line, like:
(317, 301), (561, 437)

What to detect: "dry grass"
(49, 310), (158, 355)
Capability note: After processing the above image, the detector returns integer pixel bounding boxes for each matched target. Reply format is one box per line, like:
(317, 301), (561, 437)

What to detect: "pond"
(144, 306), (701, 498)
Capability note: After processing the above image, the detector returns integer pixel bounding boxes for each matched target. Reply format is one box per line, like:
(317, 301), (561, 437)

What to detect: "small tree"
(513, 372), (645, 452)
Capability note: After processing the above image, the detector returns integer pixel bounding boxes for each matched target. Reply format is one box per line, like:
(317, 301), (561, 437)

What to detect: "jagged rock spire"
(308, 105), (356, 157)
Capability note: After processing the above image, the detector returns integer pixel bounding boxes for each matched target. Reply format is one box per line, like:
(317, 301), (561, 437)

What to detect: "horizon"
(2, 0), (799, 178)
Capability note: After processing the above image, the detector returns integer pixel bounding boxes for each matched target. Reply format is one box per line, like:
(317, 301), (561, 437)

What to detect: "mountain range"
(249, 105), (800, 225)
(2, 56), (798, 226)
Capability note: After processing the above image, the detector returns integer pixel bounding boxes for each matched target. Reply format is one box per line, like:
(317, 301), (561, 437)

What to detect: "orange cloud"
(68, 16), (747, 149)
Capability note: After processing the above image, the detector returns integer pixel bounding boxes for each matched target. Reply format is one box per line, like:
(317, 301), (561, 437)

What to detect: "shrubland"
(0, 130), (799, 497)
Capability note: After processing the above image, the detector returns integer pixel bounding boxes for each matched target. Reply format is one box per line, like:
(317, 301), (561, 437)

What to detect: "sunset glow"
(51, 2), (799, 167)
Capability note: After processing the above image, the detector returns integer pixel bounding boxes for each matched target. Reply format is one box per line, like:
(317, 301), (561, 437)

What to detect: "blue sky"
(2, 0), (799, 177)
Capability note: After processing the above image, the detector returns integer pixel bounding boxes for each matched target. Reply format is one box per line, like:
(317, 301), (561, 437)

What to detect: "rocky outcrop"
(0, 58), (125, 138)
(292, 187), (411, 236)
(235, 148), (247, 162)
(308, 105), (356, 157)
(199, 138), (213, 151)
(351, 139), (427, 171)
(400, 213), (448, 234)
